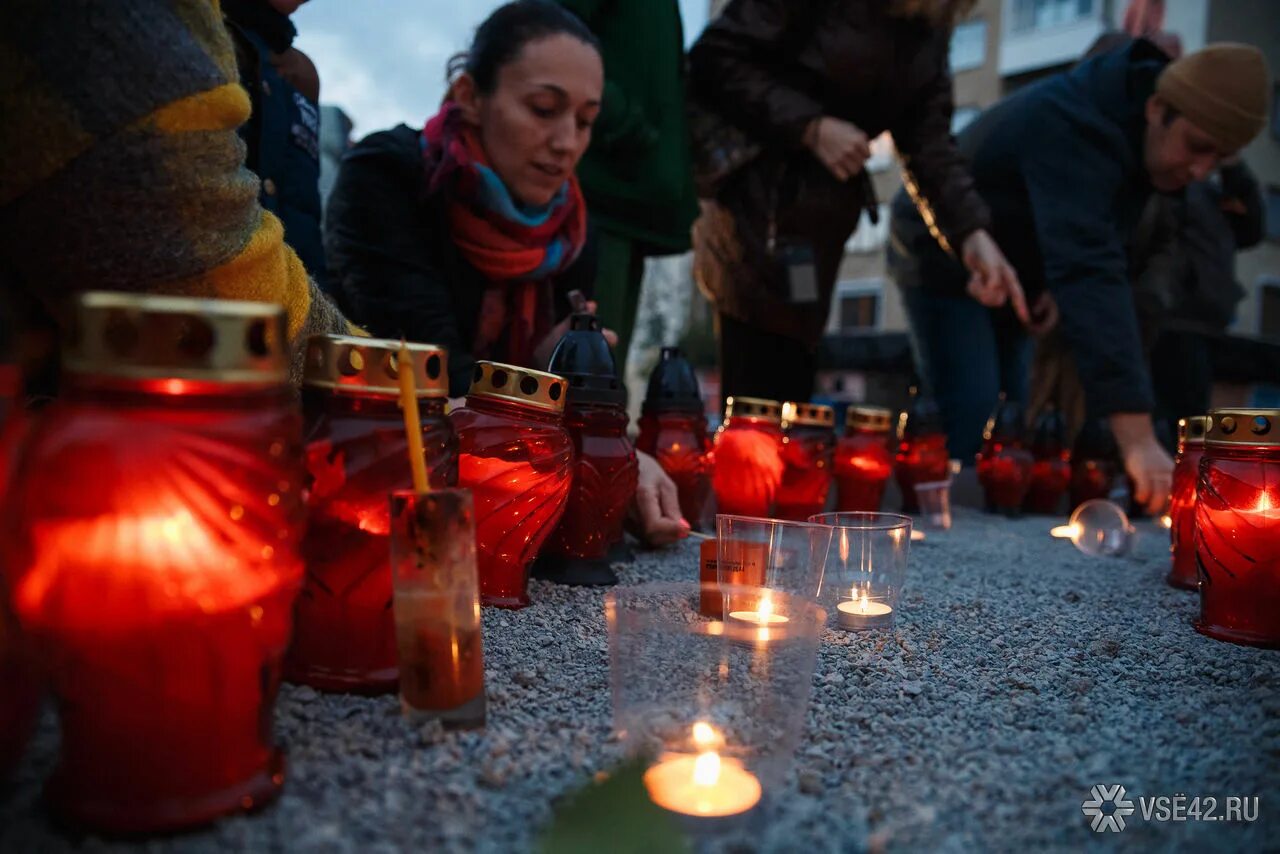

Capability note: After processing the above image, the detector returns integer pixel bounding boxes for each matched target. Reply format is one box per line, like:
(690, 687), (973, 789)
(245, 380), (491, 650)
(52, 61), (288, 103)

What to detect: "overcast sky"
(294, 0), (709, 138)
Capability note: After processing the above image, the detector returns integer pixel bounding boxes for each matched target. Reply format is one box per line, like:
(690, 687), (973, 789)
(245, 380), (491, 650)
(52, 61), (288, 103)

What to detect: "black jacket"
(688, 0), (990, 343)
(325, 125), (597, 396)
(892, 39), (1171, 418)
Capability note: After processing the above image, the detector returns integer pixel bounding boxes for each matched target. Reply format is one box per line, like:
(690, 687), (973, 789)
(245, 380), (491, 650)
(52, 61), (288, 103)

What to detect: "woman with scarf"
(327, 0), (688, 545)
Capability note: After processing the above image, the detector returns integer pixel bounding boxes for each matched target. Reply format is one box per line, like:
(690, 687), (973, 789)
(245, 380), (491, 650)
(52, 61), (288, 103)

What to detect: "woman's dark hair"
(446, 0), (601, 94)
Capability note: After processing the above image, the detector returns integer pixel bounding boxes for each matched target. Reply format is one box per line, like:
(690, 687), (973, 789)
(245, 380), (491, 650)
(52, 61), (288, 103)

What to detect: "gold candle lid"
(303, 335), (447, 398)
(724, 396), (781, 423)
(467, 361), (566, 414)
(782, 401), (835, 429)
(63, 291), (287, 384)
(1178, 415), (1209, 445)
(1205, 409), (1280, 448)
(846, 405), (893, 432)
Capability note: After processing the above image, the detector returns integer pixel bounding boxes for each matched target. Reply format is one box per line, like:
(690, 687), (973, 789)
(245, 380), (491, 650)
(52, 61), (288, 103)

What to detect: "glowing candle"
(727, 591), (789, 643)
(643, 722), (762, 819)
(1050, 524), (1080, 539)
(836, 592), (894, 631)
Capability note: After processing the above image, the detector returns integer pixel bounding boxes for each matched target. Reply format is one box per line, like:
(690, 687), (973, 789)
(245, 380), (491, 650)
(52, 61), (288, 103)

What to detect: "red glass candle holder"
(1167, 415), (1208, 591)
(975, 396), (1033, 516)
(712, 397), (784, 518)
(287, 337), (458, 694)
(452, 362), (573, 608)
(894, 390), (948, 514)
(3, 293), (304, 833)
(1024, 406), (1070, 515)
(776, 402), (836, 521)
(1069, 419), (1120, 513)
(1194, 409), (1280, 647)
(636, 348), (712, 529)
(0, 365), (41, 781)
(834, 406), (893, 512)
(539, 314), (639, 585)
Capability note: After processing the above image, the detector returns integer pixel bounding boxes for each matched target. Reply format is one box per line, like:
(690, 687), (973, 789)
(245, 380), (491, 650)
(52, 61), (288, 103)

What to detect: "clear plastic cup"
(913, 480), (952, 530)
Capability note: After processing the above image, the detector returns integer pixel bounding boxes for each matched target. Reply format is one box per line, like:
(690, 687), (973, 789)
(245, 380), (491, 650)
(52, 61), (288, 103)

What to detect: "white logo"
(1082, 785), (1136, 832)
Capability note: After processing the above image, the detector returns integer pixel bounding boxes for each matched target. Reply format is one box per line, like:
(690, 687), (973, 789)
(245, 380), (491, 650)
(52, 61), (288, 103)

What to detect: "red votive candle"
(894, 389), (948, 514)
(0, 364), (41, 782)
(833, 406), (893, 512)
(636, 348), (712, 529)
(1023, 406), (1070, 515)
(1167, 415), (1208, 591)
(776, 402), (836, 521)
(1069, 418), (1120, 513)
(712, 397), (784, 518)
(1195, 409), (1280, 647)
(452, 362), (573, 608)
(975, 395), (1033, 516)
(538, 314), (638, 586)
(3, 293), (304, 833)
(287, 337), (457, 694)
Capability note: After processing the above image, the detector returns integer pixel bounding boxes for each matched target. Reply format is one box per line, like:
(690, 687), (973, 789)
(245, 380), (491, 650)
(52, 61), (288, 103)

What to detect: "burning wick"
(1050, 524), (1080, 539)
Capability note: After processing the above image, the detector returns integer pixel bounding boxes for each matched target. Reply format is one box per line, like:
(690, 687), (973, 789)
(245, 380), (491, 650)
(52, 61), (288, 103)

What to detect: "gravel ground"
(2, 508), (1277, 852)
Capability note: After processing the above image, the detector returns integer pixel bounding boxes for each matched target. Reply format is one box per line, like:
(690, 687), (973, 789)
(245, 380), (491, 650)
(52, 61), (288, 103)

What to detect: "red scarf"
(422, 103), (587, 367)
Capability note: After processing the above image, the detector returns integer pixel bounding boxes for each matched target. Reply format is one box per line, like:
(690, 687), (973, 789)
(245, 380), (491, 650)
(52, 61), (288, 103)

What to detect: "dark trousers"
(1151, 328), (1213, 424)
(897, 284), (1031, 463)
(718, 312), (815, 407)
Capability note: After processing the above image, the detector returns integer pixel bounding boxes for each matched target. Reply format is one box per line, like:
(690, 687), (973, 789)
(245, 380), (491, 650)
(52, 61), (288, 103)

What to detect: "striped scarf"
(421, 103), (587, 367)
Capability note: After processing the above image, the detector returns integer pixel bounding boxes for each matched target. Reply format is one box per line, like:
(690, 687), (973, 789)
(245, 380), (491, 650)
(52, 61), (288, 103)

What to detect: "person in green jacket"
(556, 0), (699, 376)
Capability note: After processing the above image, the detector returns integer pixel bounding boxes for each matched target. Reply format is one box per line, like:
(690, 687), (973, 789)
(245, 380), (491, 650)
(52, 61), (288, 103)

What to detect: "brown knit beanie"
(1156, 43), (1271, 153)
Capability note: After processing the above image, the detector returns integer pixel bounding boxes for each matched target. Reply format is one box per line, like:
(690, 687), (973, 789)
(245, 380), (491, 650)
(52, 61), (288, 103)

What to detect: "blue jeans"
(894, 279), (1032, 464)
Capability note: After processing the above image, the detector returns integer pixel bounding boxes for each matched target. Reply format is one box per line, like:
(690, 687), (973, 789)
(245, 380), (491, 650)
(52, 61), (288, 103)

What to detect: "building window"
(952, 106), (980, 134)
(1011, 0), (1094, 33)
(835, 280), (884, 334)
(950, 20), (987, 72)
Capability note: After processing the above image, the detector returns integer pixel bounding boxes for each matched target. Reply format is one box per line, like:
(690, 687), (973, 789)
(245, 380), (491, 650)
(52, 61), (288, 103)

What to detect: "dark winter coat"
(226, 0), (329, 293)
(325, 125), (597, 397)
(689, 0), (990, 344)
(891, 39), (1172, 417)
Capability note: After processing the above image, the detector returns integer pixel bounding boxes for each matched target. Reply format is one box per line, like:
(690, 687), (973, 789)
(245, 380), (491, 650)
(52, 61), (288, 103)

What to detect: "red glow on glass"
(452, 397), (573, 608)
(288, 394), (457, 693)
(637, 412), (713, 527)
(1167, 442), (1205, 590)
(894, 434), (948, 514)
(713, 419), (784, 518)
(775, 424), (834, 521)
(1195, 442), (1279, 647)
(543, 406), (638, 562)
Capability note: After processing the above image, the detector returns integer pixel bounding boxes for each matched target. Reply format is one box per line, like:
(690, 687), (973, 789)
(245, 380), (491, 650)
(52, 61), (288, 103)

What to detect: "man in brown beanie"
(889, 38), (1269, 513)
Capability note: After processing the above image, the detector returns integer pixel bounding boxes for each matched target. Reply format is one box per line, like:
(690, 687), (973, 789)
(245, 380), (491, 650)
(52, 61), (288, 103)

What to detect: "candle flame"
(1050, 524), (1079, 539)
(757, 593), (774, 621)
(860, 593), (869, 613)
(693, 750), (721, 787)
(1255, 492), (1275, 513)
(692, 721), (719, 749)
(1160, 514), (1172, 529)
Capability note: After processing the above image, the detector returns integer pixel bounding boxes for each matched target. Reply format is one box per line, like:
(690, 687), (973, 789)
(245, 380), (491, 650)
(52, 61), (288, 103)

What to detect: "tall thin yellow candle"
(397, 340), (430, 494)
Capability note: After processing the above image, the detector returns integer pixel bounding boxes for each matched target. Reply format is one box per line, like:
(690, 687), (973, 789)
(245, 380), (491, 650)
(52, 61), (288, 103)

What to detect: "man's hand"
(531, 299), (618, 368)
(1027, 291), (1059, 336)
(804, 117), (871, 182)
(628, 450), (690, 547)
(961, 229), (1029, 324)
(1110, 412), (1175, 515)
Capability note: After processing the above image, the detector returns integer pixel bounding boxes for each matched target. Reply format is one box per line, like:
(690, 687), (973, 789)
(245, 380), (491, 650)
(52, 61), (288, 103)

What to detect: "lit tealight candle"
(1050, 523), (1080, 539)
(643, 722), (762, 819)
(1160, 514), (1172, 530)
(726, 591), (789, 643)
(836, 592), (893, 631)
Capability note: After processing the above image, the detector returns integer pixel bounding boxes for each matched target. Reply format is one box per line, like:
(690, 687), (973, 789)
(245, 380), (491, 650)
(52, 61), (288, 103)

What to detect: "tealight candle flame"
(1050, 524), (1080, 539)
(692, 721), (719, 749)
(693, 750), (721, 787)
(1255, 492), (1275, 514)
(757, 593), (774, 621)
(860, 593), (869, 613)
(1160, 514), (1172, 529)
